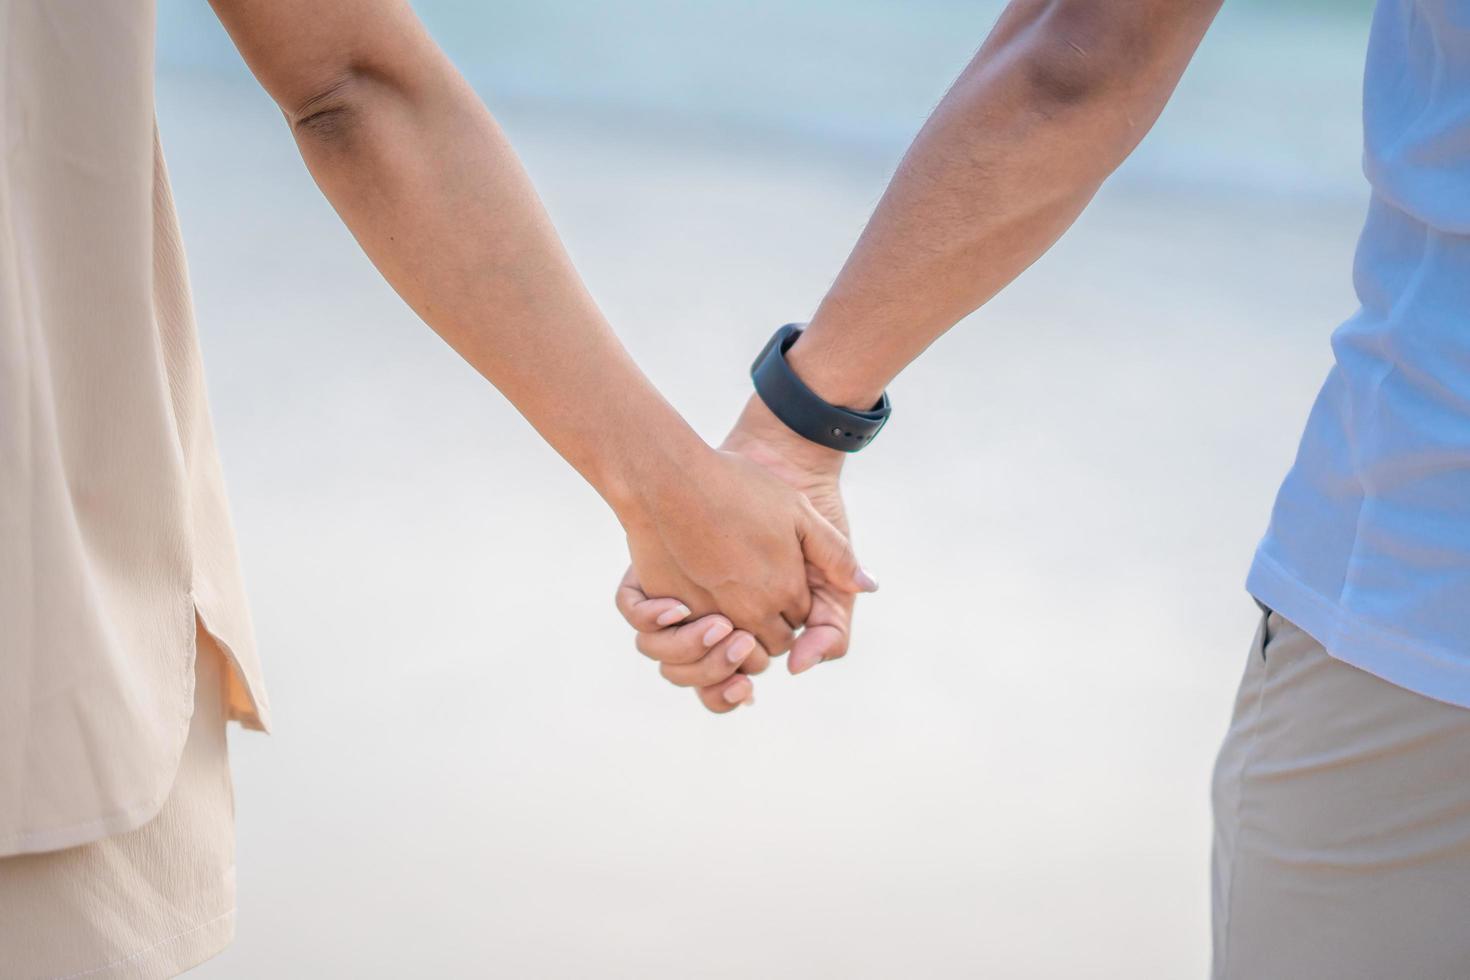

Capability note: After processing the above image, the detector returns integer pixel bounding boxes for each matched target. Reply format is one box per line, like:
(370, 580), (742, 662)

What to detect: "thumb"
(796, 501), (879, 594)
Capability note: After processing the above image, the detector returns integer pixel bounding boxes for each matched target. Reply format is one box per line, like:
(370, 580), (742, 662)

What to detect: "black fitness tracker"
(750, 323), (891, 452)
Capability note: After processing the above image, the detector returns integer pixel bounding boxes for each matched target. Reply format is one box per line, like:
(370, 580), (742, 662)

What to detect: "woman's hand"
(615, 569), (764, 712)
(617, 396), (874, 712)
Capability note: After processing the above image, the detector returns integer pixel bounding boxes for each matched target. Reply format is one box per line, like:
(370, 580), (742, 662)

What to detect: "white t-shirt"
(1248, 0), (1470, 706)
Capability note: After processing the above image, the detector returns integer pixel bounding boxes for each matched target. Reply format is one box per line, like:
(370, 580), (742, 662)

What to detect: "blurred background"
(157, 1), (1375, 976)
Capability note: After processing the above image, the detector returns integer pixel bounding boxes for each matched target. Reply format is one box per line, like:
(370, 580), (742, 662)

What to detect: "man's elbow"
(1019, 0), (1222, 108)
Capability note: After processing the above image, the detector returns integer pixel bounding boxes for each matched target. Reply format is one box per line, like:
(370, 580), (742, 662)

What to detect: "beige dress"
(1, 0), (269, 974)
(0, 631), (237, 979)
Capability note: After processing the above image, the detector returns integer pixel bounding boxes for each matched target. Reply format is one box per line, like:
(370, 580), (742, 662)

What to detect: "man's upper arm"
(207, 0), (434, 123)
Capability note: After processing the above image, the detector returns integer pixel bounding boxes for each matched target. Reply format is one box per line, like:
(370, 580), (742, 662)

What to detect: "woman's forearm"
(210, 0), (874, 664)
(212, 0), (703, 519)
(289, 58), (706, 517)
(787, 0), (1222, 409)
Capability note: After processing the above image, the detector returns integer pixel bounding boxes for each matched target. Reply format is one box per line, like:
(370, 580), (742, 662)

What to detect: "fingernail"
(656, 604), (691, 627)
(702, 620), (733, 647)
(726, 633), (756, 664)
(741, 694), (756, 708)
(722, 683), (749, 705)
(855, 569), (880, 593)
(790, 651), (822, 675)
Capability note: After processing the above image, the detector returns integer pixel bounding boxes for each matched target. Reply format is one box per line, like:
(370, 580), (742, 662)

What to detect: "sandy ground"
(158, 64), (1366, 979)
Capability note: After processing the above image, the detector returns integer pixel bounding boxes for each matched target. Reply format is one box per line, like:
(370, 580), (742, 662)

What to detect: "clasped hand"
(614, 395), (876, 712)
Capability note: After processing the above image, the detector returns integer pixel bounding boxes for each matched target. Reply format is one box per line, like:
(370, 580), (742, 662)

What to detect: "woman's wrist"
(594, 401), (716, 533)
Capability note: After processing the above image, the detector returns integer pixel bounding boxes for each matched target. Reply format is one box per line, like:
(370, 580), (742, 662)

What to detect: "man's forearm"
(786, 0), (1222, 408)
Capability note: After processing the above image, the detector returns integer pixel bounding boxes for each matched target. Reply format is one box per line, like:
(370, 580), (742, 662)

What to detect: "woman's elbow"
(287, 71), (366, 145)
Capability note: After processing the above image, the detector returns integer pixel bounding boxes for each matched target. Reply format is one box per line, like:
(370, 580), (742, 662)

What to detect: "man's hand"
(618, 442), (874, 665)
(720, 395), (859, 675)
(617, 395), (870, 712)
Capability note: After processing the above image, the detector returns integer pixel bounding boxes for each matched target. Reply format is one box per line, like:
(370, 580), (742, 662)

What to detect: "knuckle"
(694, 667), (730, 689)
(741, 653), (771, 676)
(668, 637), (706, 666)
(659, 663), (693, 687)
(725, 601), (762, 632)
(699, 689), (734, 714)
(693, 652), (735, 683)
(762, 631), (794, 657)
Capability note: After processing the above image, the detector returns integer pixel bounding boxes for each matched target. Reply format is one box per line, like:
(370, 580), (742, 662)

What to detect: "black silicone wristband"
(750, 323), (891, 453)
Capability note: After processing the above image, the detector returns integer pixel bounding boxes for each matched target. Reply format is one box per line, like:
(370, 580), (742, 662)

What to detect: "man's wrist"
(724, 395), (845, 489)
(782, 312), (892, 412)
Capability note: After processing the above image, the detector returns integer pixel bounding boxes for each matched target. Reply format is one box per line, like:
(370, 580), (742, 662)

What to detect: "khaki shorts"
(1212, 608), (1470, 979)
(0, 630), (236, 979)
